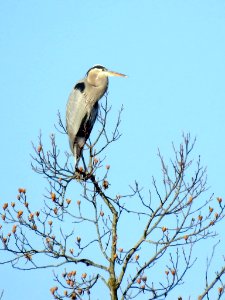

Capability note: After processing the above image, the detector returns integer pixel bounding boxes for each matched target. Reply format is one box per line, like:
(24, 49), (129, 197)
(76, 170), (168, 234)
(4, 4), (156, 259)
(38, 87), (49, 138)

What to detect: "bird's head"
(86, 65), (127, 87)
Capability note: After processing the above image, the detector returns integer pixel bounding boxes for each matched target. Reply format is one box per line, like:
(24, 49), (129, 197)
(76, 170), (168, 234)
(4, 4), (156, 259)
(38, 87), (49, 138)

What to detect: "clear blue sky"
(1, 1), (225, 299)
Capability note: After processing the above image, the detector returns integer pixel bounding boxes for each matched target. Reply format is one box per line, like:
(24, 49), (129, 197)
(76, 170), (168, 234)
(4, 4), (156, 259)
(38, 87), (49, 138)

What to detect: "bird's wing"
(66, 81), (88, 155)
(66, 81), (99, 161)
(73, 102), (99, 161)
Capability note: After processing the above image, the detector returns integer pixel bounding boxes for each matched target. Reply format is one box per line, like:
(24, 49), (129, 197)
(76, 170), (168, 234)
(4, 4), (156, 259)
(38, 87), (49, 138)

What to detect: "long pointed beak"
(105, 70), (127, 78)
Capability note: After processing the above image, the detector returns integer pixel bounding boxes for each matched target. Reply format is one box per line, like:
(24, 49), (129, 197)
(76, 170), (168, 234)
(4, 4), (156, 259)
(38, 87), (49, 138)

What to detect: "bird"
(66, 65), (127, 167)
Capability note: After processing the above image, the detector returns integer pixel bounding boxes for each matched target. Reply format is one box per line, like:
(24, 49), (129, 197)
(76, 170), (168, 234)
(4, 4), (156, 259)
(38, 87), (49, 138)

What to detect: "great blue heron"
(66, 65), (127, 166)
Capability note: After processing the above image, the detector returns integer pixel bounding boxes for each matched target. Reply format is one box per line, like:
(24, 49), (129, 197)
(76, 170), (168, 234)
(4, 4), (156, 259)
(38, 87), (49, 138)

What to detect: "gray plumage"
(66, 65), (127, 166)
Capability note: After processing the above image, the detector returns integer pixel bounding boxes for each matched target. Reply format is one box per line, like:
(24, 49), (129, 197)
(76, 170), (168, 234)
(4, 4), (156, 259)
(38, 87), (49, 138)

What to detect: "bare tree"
(0, 96), (225, 299)
(198, 242), (225, 300)
(0, 291), (4, 300)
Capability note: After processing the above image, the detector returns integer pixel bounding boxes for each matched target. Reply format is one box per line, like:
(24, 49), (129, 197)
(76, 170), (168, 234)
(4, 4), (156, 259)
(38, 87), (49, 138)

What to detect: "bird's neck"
(87, 73), (108, 88)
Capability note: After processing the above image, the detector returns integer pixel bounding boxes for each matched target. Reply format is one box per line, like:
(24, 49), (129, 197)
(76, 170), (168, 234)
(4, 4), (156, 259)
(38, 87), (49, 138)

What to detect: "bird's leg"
(86, 141), (94, 173)
(81, 153), (87, 172)
(74, 156), (83, 179)
(74, 156), (80, 170)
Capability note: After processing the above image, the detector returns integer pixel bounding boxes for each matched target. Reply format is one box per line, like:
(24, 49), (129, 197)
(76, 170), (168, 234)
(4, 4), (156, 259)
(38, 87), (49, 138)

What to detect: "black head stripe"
(93, 65), (105, 70)
(74, 82), (85, 92)
(86, 65), (106, 76)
